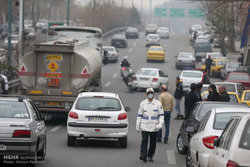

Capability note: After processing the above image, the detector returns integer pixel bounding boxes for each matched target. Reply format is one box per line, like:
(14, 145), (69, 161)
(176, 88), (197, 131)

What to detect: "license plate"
(88, 117), (108, 122)
(115, 42), (121, 45)
(47, 78), (59, 87)
(140, 78), (149, 81)
(46, 101), (60, 106)
(0, 144), (6, 151)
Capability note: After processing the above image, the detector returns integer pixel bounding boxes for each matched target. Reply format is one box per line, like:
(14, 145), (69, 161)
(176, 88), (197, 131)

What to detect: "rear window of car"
(75, 97), (121, 111)
(148, 35), (158, 39)
(112, 35), (124, 40)
(217, 60), (228, 66)
(137, 69), (157, 76)
(182, 71), (202, 78)
(228, 74), (249, 81)
(179, 54), (194, 59)
(194, 43), (211, 52)
(228, 62), (240, 69)
(147, 25), (157, 29)
(150, 47), (162, 52)
(244, 92), (250, 100)
(239, 119), (250, 150)
(103, 47), (114, 51)
(0, 101), (29, 118)
(127, 28), (137, 32)
(213, 112), (240, 130)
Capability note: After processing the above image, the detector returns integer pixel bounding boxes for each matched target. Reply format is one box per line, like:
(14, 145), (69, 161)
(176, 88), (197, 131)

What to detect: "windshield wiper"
(94, 107), (116, 110)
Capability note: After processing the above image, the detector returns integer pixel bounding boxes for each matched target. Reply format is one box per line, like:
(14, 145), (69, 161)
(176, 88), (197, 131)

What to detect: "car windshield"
(194, 43), (211, 52)
(215, 84), (236, 92)
(158, 27), (169, 31)
(192, 25), (201, 29)
(137, 69), (157, 76)
(0, 101), (29, 118)
(182, 71), (202, 78)
(239, 120), (250, 150)
(213, 112), (241, 130)
(209, 54), (222, 59)
(228, 74), (249, 81)
(113, 35), (124, 39)
(228, 62), (240, 69)
(127, 28), (137, 32)
(147, 25), (156, 29)
(244, 92), (250, 100)
(150, 47), (162, 52)
(217, 60), (228, 66)
(149, 35), (158, 39)
(197, 103), (246, 120)
(103, 47), (115, 51)
(179, 53), (194, 59)
(75, 97), (121, 111)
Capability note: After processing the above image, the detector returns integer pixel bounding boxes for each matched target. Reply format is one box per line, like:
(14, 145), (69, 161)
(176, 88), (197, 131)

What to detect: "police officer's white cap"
(146, 88), (154, 93)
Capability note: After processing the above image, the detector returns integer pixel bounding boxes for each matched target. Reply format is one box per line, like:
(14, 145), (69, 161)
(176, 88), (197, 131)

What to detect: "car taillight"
(202, 136), (218, 149)
(122, 67), (126, 70)
(69, 111), (79, 119)
(133, 76), (137, 80)
(112, 54), (116, 56)
(12, 130), (31, 138)
(118, 113), (127, 120)
(128, 78), (132, 82)
(152, 78), (158, 82)
(226, 160), (239, 167)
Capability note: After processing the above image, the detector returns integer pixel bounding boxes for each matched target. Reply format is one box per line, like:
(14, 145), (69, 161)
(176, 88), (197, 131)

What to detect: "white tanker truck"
(18, 38), (102, 113)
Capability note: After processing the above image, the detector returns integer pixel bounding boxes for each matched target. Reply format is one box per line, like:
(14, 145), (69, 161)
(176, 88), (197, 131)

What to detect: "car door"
(158, 70), (168, 85)
(211, 119), (239, 167)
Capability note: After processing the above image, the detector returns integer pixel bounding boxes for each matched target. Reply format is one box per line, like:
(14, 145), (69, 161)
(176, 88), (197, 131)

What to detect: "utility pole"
(122, 0), (124, 9)
(149, 0), (152, 23)
(93, 0), (96, 12)
(19, 0), (24, 59)
(67, 0), (70, 25)
(7, 0), (12, 66)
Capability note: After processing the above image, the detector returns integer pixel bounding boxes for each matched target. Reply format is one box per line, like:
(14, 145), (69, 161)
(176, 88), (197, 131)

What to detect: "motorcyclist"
(121, 57), (130, 67)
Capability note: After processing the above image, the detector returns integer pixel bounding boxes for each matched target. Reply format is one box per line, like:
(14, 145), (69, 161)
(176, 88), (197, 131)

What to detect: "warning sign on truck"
(46, 54), (62, 61)
(47, 61), (59, 72)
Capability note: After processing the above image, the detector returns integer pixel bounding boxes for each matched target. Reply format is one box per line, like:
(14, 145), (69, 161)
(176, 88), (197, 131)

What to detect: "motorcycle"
(126, 70), (135, 93)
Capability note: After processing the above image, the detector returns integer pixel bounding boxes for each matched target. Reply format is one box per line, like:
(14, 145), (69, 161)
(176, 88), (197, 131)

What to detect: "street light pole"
(149, 0), (152, 23)
(19, 0), (24, 59)
(67, 0), (70, 25)
(7, 0), (12, 66)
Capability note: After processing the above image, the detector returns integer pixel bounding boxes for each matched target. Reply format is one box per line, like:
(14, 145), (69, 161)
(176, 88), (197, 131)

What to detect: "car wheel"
(186, 149), (194, 167)
(67, 135), (76, 146)
(176, 133), (188, 154)
(119, 137), (127, 148)
(37, 138), (46, 161)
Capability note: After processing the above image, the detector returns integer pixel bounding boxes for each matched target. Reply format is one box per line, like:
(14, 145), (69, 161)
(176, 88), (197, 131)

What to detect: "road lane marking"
(49, 125), (62, 133)
(113, 73), (118, 78)
(136, 39), (139, 42)
(166, 150), (177, 165)
(133, 42), (136, 47)
(129, 48), (133, 53)
(105, 81), (111, 87)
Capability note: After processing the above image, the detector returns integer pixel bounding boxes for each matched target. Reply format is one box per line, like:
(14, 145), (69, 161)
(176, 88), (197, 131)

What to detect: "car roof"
(103, 46), (115, 49)
(0, 96), (28, 102)
(197, 101), (245, 106)
(243, 90), (250, 93)
(148, 34), (159, 36)
(78, 92), (119, 98)
(138, 68), (159, 71)
(181, 70), (203, 73)
(213, 107), (250, 114)
(179, 52), (193, 55)
(214, 82), (239, 85)
(228, 72), (249, 75)
(149, 46), (163, 49)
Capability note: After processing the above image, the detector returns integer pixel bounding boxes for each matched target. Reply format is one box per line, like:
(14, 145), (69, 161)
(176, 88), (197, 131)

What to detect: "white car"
(146, 34), (160, 47)
(157, 27), (169, 39)
(133, 68), (168, 91)
(190, 24), (202, 34)
(187, 107), (250, 167)
(201, 52), (225, 64)
(67, 92), (130, 148)
(180, 70), (203, 92)
(3, 34), (19, 49)
(208, 113), (250, 167)
(102, 46), (118, 62)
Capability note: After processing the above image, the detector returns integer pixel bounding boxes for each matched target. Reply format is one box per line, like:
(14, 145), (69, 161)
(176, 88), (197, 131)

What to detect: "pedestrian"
(136, 88), (164, 162)
(207, 84), (219, 101)
(174, 77), (183, 120)
(202, 70), (210, 84)
(196, 82), (203, 101)
(205, 55), (213, 76)
(184, 83), (199, 118)
(0, 73), (8, 94)
(157, 85), (174, 144)
(102, 50), (108, 65)
(218, 85), (230, 102)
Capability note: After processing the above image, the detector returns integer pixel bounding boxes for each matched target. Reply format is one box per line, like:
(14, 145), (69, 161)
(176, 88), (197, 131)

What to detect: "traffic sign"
(188, 9), (204, 18)
(154, 8), (167, 17)
(170, 9), (185, 18)
(48, 61), (59, 72)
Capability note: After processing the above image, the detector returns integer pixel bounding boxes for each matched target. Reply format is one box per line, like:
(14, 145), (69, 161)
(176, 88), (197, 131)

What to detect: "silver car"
(102, 46), (118, 62)
(175, 52), (196, 70)
(157, 27), (169, 39)
(133, 68), (168, 91)
(220, 62), (240, 80)
(146, 34), (160, 47)
(0, 96), (46, 164)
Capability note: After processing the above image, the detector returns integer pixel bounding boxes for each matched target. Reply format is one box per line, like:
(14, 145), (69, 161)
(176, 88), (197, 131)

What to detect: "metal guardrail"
(8, 26), (128, 93)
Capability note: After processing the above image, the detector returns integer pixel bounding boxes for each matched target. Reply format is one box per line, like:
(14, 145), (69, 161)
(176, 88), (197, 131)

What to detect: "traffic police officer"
(136, 88), (164, 162)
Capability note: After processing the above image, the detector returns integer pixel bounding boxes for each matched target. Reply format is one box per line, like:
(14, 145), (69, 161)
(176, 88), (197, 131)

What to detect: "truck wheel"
(119, 137), (127, 148)
(67, 135), (76, 146)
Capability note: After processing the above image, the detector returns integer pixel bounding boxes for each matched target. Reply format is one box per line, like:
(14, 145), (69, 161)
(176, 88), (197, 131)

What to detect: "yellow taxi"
(147, 46), (165, 62)
(201, 91), (241, 103)
(201, 58), (228, 77)
(241, 90), (250, 106)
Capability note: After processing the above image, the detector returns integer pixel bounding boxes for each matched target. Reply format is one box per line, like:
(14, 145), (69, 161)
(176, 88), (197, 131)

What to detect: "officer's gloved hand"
(156, 124), (162, 130)
(136, 125), (140, 132)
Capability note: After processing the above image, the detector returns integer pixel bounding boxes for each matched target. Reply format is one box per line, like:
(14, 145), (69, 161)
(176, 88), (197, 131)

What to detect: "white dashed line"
(166, 150), (177, 165)
(113, 73), (118, 78)
(49, 125), (62, 133)
(133, 42), (136, 47)
(129, 48), (133, 53)
(105, 81), (111, 87)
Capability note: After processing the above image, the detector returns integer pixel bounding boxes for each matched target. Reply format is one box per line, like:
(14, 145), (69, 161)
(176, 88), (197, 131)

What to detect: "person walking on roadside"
(218, 85), (230, 102)
(207, 84), (219, 101)
(196, 82), (203, 101)
(185, 83), (199, 118)
(205, 55), (213, 76)
(136, 88), (164, 162)
(174, 77), (183, 120)
(157, 85), (174, 144)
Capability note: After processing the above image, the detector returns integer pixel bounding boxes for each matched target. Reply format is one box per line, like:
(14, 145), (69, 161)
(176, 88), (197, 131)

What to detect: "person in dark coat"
(185, 83), (199, 118)
(174, 77), (184, 120)
(218, 85), (230, 102)
(205, 55), (213, 76)
(207, 84), (219, 101)
(196, 82), (203, 101)
(202, 71), (210, 84)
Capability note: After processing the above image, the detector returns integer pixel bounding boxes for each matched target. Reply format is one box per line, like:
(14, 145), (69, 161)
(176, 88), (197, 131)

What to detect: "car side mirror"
(125, 107), (131, 112)
(214, 138), (219, 147)
(186, 126), (195, 133)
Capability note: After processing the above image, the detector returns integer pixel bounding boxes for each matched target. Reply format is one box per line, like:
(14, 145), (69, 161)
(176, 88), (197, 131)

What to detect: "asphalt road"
(30, 32), (222, 167)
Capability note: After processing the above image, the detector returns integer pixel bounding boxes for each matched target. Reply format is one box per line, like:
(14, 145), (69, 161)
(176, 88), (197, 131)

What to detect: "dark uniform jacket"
(174, 82), (183, 99)
(218, 91), (230, 102)
(185, 90), (199, 118)
(207, 91), (219, 101)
